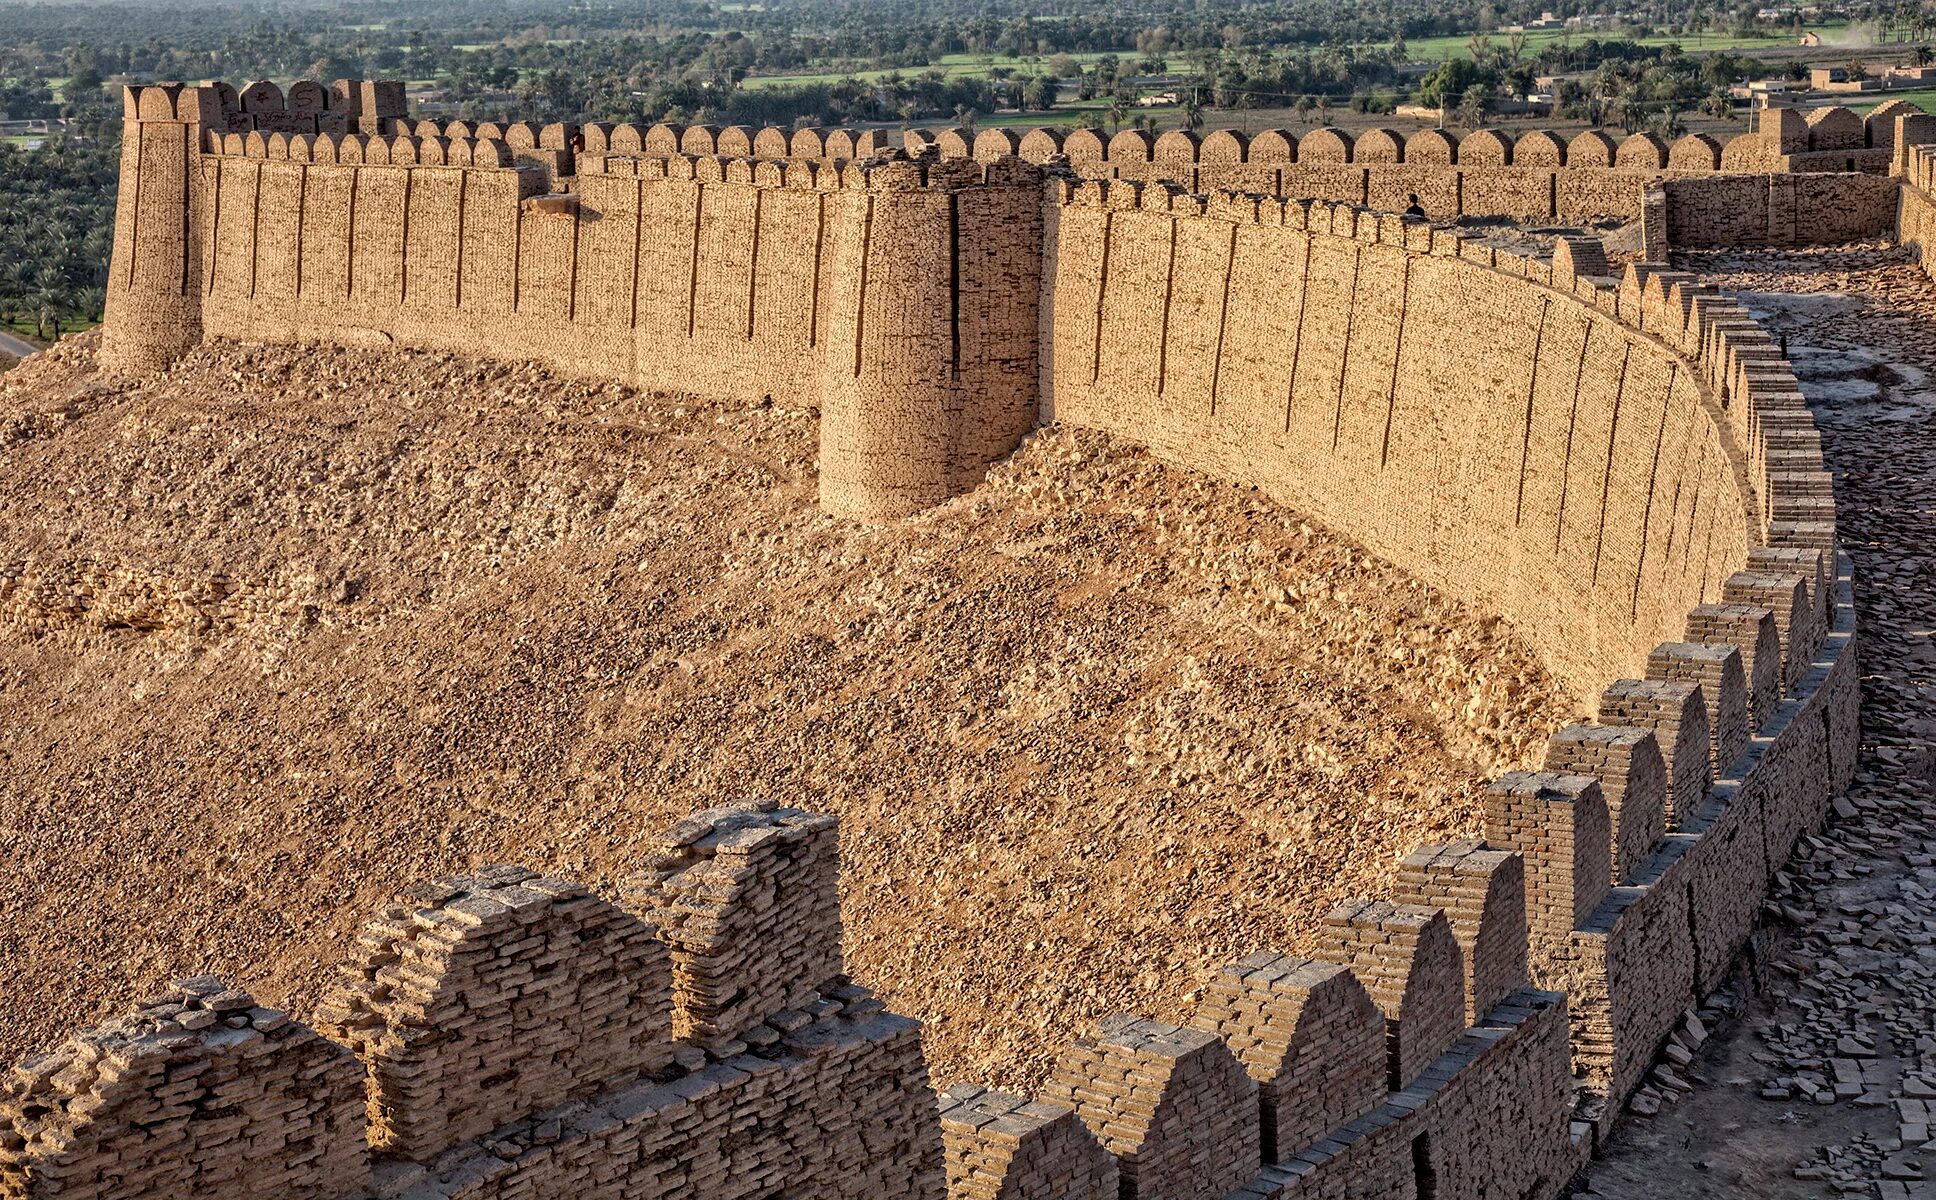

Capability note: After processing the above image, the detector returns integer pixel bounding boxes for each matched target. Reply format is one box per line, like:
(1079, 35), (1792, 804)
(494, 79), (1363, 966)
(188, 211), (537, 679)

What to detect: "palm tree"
(1179, 97), (1204, 129)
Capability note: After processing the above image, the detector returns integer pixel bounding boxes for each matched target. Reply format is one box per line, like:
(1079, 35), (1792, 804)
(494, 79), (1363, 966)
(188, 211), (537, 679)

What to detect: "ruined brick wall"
(1894, 134), (1936, 283)
(1, 805), (946, 1200)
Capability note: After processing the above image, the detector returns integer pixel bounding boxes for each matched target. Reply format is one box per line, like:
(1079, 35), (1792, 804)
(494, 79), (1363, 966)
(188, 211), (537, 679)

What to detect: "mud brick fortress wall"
(47, 77), (1877, 1198)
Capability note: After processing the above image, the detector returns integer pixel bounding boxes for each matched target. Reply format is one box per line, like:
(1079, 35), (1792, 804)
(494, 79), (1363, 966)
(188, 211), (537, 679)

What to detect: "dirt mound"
(0, 332), (1575, 1091)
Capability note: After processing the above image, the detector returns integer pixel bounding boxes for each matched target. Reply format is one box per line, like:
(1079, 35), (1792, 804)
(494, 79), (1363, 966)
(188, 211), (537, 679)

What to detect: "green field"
(1856, 86), (1936, 113)
(1397, 21), (1850, 61)
(742, 49), (1126, 90)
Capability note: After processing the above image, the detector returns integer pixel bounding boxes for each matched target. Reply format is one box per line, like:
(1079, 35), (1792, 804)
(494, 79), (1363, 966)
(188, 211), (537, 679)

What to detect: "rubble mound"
(0, 332), (1573, 1090)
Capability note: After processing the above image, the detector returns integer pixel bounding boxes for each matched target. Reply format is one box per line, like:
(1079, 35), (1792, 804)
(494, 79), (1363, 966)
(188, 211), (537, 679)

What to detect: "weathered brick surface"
(1394, 841), (1530, 1024)
(938, 1085), (1116, 1200)
(1190, 953), (1386, 1162)
(1646, 640), (1750, 772)
(1600, 679), (1711, 823)
(1318, 902), (1466, 1090)
(1544, 723), (1668, 883)
(1042, 1016), (1259, 1200)
(317, 868), (674, 1160)
(621, 803), (841, 1047)
(0, 981), (368, 1200)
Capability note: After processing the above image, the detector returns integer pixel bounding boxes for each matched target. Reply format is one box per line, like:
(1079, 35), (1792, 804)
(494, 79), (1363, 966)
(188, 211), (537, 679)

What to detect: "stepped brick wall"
(37, 76), (1876, 1199)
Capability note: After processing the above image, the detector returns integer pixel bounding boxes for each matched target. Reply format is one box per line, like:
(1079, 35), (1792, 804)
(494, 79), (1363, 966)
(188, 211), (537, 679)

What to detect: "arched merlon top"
(1043, 180), (1794, 703)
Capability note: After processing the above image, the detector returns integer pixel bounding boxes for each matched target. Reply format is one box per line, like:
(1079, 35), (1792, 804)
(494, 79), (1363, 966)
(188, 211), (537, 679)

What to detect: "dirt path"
(1579, 242), (1936, 1198)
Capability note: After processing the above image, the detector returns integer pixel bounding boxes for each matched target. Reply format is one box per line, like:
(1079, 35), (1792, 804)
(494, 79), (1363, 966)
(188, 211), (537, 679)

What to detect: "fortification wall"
(61, 78), (1874, 1200)
(598, 109), (1905, 224)
(1040, 182), (1748, 699)
(1892, 116), (1936, 280)
(105, 83), (1045, 521)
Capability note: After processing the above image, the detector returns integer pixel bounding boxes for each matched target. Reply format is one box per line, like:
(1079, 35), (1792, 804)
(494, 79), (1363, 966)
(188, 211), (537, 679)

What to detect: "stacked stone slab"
(1724, 570), (1816, 692)
(621, 803), (841, 1047)
(315, 867), (673, 1159)
(1543, 724), (1668, 883)
(0, 979), (368, 1200)
(1317, 902), (1465, 1090)
(1645, 641), (1750, 773)
(1599, 679), (1710, 823)
(1685, 603), (1782, 732)
(938, 1084), (1117, 1200)
(1393, 841), (1530, 1024)
(1042, 1016), (1258, 1199)
(395, 989), (943, 1199)
(1190, 953), (1387, 1162)
(1483, 772), (1611, 958)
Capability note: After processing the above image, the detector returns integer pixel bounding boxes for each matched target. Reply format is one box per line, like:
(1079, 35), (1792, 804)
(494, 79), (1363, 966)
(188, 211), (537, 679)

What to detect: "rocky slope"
(0, 332), (1575, 1091)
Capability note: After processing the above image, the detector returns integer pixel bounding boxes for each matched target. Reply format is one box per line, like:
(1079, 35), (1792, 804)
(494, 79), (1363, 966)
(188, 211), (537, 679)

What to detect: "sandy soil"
(0, 332), (1574, 1092)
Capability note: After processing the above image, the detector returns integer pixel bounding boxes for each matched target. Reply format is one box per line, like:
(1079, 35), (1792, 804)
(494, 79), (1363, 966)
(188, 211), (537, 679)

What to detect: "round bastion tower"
(100, 84), (212, 373)
(815, 156), (1045, 521)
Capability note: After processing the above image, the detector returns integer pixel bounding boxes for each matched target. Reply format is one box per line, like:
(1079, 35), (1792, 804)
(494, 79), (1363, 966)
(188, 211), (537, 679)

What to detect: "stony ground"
(0, 333), (1574, 1093)
(1578, 242), (1936, 1198)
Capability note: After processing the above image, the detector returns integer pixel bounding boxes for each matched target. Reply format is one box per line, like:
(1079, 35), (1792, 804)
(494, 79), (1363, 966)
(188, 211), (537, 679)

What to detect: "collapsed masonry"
(29, 79), (1869, 1198)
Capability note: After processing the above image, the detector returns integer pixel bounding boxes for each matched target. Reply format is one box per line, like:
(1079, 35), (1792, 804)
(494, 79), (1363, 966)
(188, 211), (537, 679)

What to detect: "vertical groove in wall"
(1208, 222), (1236, 417)
(1590, 343), (1632, 587)
(686, 184), (703, 338)
(399, 167), (413, 305)
(454, 169), (467, 310)
(125, 123), (143, 288)
(1155, 218), (1176, 396)
(510, 199), (522, 314)
(178, 126), (190, 297)
(853, 193), (872, 377)
(346, 168), (359, 300)
(808, 192), (824, 347)
(1379, 255), (1411, 470)
(1554, 319), (1592, 553)
(202, 155), (220, 296)
(247, 162), (262, 300)
(1515, 300), (1550, 526)
(949, 191), (960, 379)
(1283, 236), (1311, 433)
(1331, 244), (1362, 452)
(565, 183), (580, 323)
(1631, 365), (1676, 618)
(1696, 446), (1720, 601)
(1680, 441), (1709, 591)
(747, 187), (763, 340)
(293, 164), (306, 300)
(743, 187), (758, 340)
(626, 178), (641, 329)
(1090, 210), (1112, 384)
(1656, 397), (1704, 619)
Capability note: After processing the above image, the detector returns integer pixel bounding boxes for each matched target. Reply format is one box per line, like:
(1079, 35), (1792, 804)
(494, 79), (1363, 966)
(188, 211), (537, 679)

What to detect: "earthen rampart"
(60, 78), (1872, 1199)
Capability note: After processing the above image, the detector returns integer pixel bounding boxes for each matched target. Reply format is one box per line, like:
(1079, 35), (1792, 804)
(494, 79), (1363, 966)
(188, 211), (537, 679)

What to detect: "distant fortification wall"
(100, 82), (1045, 520)
(64, 78), (1872, 1200)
